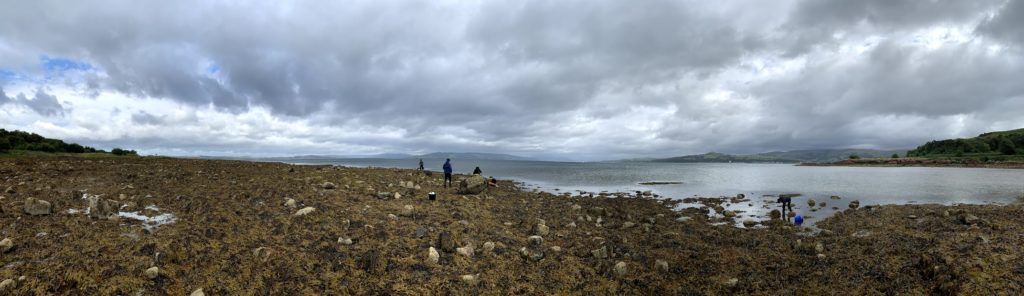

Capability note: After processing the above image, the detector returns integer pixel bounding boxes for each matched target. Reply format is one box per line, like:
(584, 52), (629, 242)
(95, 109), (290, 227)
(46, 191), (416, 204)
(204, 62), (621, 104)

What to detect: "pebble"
(723, 211), (736, 218)
(0, 238), (13, 253)
(724, 278), (739, 287)
(567, 222), (577, 228)
(535, 224), (550, 236)
(388, 214), (398, 220)
(145, 266), (160, 280)
(621, 222), (636, 229)
(294, 207), (315, 217)
(400, 205), (414, 217)
(414, 226), (427, 238)
(0, 279), (14, 292)
(456, 244), (475, 257)
(830, 195), (841, 200)
(483, 241), (495, 252)
(427, 247), (440, 264)
(591, 246), (608, 259)
(614, 261), (628, 277)
(284, 198), (296, 208)
(461, 274), (480, 286)
(655, 260), (669, 272)
(849, 200), (860, 209)
(742, 220), (757, 228)
(807, 199), (816, 207)
(815, 243), (824, 253)
(550, 246), (562, 252)
(322, 182), (336, 189)
(338, 237), (353, 245)
(519, 247), (545, 261)
(817, 253), (827, 260)
(528, 235), (544, 247)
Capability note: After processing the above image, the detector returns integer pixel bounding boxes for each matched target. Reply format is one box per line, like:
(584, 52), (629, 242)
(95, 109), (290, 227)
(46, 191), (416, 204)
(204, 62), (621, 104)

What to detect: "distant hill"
(907, 128), (1024, 160)
(651, 149), (908, 164)
(0, 128), (136, 155)
(651, 152), (797, 163)
(413, 152), (530, 161)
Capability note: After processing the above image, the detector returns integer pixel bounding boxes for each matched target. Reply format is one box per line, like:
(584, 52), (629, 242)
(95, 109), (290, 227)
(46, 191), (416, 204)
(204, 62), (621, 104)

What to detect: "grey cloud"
(4, 89), (68, 116)
(977, 0), (1024, 44)
(130, 111), (164, 125)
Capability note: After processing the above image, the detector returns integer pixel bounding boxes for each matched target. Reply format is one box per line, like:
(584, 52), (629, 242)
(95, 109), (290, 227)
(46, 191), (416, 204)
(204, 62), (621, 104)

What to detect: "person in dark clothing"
(472, 166), (482, 175)
(442, 159), (453, 188)
(777, 195), (794, 221)
(488, 176), (498, 187)
(418, 159), (424, 170)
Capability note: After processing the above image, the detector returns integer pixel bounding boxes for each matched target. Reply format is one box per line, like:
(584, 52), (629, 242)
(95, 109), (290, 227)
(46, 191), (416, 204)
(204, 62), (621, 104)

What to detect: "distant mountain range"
(650, 149), (909, 163)
(259, 152), (532, 161)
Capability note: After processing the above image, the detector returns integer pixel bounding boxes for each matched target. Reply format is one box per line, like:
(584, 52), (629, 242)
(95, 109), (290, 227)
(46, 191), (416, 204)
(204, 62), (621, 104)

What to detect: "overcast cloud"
(1, 0), (1023, 160)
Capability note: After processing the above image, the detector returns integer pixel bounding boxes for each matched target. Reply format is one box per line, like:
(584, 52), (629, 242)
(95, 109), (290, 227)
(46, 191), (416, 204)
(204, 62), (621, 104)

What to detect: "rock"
(621, 222), (636, 229)
(723, 211), (736, 218)
(456, 244), (475, 257)
(3, 186), (13, 194)
(817, 253), (827, 260)
(321, 182), (336, 189)
(815, 243), (824, 253)
(830, 195), (841, 199)
(614, 261), (628, 277)
(535, 224), (550, 236)
(437, 231), (456, 253)
(567, 221), (577, 228)
(376, 192), (391, 199)
(23, 197), (52, 216)
(849, 200), (860, 209)
(294, 207), (316, 217)
(571, 204), (582, 210)
(388, 214), (398, 220)
(550, 246), (562, 252)
(145, 267), (160, 280)
(0, 238), (12, 253)
(724, 278), (739, 287)
(427, 247), (440, 264)
(528, 235), (544, 247)
(338, 237), (353, 245)
(458, 175), (488, 194)
(958, 214), (981, 225)
(284, 198), (296, 208)
(907, 215), (918, 219)
(769, 210), (781, 220)
(518, 247), (545, 261)
(851, 230), (872, 238)
(714, 205), (725, 213)
(414, 226), (427, 238)
(655, 259), (669, 272)
(461, 274), (480, 286)
(253, 247), (272, 262)
(787, 211), (796, 218)
(676, 216), (692, 222)
(742, 220), (757, 228)
(190, 288), (205, 296)
(483, 241), (495, 252)
(393, 192), (402, 199)
(807, 199), (816, 207)
(591, 246), (608, 259)
(0, 279), (14, 292)
(400, 205), (414, 217)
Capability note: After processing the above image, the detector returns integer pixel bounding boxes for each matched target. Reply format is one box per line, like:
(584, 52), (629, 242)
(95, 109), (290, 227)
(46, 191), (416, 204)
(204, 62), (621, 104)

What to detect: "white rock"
(567, 222), (577, 228)
(394, 192), (402, 199)
(284, 198), (296, 208)
(461, 274), (480, 286)
(614, 261), (628, 277)
(145, 266), (160, 279)
(0, 238), (13, 253)
(294, 207), (316, 216)
(0, 279), (14, 292)
(400, 205), (414, 217)
(388, 214), (398, 220)
(427, 247), (440, 264)
(550, 246), (562, 252)
(190, 288), (205, 296)
(456, 243), (475, 257)
(338, 237), (353, 245)
(483, 242), (495, 252)
(655, 260), (669, 272)
(535, 224), (550, 236)
(724, 278), (739, 287)
(814, 243), (824, 253)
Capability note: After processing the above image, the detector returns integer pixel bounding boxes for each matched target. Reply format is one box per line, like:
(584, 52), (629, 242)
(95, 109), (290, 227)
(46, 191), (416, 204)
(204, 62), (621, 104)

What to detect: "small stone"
(338, 237), (353, 245)
(807, 199), (816, 207)
(621, 222), (636, 229)
(769, 210), (781, 220)
(461, 274), (480, 286)
(591, 246), (608, 259)
(724, 278), (739, 287)
(0, 279), (14, 292)
(388, 214), (398, 220)
(655, 260), (669, 272)
(414, 226), (427, 238)
(849, 200), (860, 209)
(400, 205), (414, 217)
(145, 267), (160, 280)
(742, 220), (757, 228)
(0, 238), (13, 253)
(535, 224), (550, 236)
(394, 192), (402, 199)
(550, 246), (562, 252)
(714, 205), (725, 213)
(518, 247), (545, 261)
(814, 243), (824, 253)
(284, 198), (296, 208)
(958, 214), (980, 225)
(294, 207), (316, 216)
(528, 235), (544, 247)
(23, 197), (52, 216)
(456, 244), (475, 257)
(817, 253), (826, 260)
(427, 247), (440, 264)
(675, 216), (691, 222)
(253, 247), (272, 262)
(190, 288), (205, 296)
(723, 211), (736, 218)
(571, 204), (582, 210)
(483, 241), (495, 252)
(907, 215), (918, 219)
(830, 195), (841, 199)
(614, 261), (628, 277)
(567, 222), (577, 228)
(322, 182), (336, 189)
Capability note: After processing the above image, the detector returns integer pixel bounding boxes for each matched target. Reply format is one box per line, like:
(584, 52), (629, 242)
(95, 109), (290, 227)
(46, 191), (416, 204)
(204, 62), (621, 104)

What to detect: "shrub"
(848, 154), (861, 160)
(890, 153), (899, 159)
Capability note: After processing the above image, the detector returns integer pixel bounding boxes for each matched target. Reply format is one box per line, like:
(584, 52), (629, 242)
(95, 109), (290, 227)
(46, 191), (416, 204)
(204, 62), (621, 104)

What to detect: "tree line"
(906, 130), (1023, 157)
(0, 129), (136, 155)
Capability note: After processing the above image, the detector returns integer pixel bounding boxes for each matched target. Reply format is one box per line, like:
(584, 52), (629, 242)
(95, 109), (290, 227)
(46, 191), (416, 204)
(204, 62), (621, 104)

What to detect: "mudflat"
(0, 157), (1021, 294)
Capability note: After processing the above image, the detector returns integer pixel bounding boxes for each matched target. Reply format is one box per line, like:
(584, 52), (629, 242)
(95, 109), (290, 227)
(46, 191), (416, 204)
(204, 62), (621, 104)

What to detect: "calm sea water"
(280, 158), (1024, 224)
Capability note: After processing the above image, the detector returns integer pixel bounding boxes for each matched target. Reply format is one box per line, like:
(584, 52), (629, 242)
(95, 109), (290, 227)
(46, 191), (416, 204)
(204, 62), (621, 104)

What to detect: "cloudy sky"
(2, 0), (1024, 161)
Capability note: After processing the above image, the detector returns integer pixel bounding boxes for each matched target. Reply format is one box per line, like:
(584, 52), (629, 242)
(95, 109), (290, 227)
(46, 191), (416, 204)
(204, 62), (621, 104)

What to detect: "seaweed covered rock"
(458, 175), (487, 194)
(437, 231), (456, 253)
(0, 238), (13, 253)
(87, 195), (118, 219)
(23, 198), (51, 216)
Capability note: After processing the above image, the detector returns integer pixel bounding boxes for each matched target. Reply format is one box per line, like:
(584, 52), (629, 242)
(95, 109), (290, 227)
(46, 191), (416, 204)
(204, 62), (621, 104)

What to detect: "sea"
(276, 158), (1024, 225)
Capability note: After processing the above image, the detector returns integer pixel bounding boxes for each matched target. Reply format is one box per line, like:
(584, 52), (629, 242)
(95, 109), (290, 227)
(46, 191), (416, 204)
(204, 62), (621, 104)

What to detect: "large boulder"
(87, 195), (119, 219)
(458, 175), (488, 194)
(23, 198), (52, 216)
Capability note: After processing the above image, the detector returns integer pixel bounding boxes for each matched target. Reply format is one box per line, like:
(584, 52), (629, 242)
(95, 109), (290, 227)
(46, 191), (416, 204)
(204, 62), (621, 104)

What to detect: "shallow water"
(281, 158), (1024, 224)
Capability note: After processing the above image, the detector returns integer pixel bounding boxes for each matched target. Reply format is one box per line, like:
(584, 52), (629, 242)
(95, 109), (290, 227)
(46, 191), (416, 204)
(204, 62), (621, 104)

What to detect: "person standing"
(472, 166), (482, 175)
(442, 158), (453, 188)
(418, 159), (424, 171)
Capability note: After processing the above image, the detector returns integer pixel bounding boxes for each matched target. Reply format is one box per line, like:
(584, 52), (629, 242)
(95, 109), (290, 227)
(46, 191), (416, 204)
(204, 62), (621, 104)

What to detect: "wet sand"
(0, 157), (1022, 294)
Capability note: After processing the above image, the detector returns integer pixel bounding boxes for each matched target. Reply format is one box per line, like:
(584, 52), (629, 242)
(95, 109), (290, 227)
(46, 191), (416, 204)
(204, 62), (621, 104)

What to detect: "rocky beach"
(0, 156), (1022, 295)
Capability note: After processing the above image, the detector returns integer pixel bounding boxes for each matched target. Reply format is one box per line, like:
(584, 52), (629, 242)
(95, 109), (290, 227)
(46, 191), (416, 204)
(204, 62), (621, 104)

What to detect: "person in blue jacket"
(442, 158), (453, 188)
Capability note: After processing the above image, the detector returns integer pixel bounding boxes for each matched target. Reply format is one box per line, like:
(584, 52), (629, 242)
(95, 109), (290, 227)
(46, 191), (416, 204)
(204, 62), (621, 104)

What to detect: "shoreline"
(0, 156), (1022, 294)
(799, 159), (1024, 169)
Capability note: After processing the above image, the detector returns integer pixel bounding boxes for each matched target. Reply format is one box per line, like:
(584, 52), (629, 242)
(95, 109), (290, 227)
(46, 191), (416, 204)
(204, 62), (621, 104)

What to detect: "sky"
(2, 0), (1024, 161)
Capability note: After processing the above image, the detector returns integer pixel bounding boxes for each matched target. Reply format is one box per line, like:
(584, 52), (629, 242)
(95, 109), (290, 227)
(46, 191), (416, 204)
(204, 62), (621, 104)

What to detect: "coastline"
(799, 159), (1024, 169)
(0, 156), (1021, 294)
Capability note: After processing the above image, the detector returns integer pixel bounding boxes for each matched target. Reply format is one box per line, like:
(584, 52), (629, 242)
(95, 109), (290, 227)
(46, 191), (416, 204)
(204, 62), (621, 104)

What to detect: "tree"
(891, 153), (899, 159)
(0, 138), (10, 152)
(848, 154), (860, 160)
(999, 138), (1017, 155)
